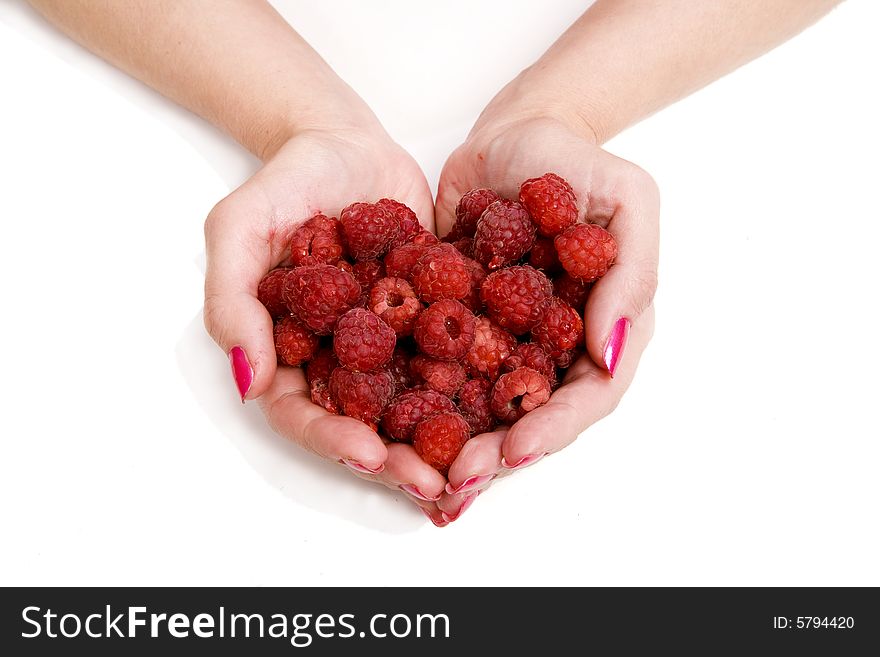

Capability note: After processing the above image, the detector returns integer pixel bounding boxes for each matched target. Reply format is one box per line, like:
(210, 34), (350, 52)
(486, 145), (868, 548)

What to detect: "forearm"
(28, 0), (378, 159)
(481, 0), (841, 143)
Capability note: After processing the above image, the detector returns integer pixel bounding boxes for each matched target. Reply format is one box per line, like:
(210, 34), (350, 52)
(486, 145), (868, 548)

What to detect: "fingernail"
(603, 317), (631, 378)
(399, 484), (441, 502)
(419, 507), (449, 528)
(228, 346), (253, 402)
(339, 458), (384, 475)
(441, 491), (479, 523)
(444, 474), (495, 495)
(501, 453), (547, 470)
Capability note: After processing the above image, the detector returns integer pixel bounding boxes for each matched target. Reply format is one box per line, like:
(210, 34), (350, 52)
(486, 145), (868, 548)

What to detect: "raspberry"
(306, 348), (339, 414)
(531, 298), (584, 366)
(519, 173), (578, 237)
(273, 315), (319, 366)
(457, 378), (495, 434)
(452, 237), (475, 259)
(491, 367), (551, 424)
(413, 299), (476, 361)
(258, 267), (293, 318)
(480, 265), (553, 335)
(381, 389), (456, 442)
(503, 343), (557, 386)
(528, 237), (562, 274)
(460, 256), (487, 314)
(378, 198), (421, 248)
(386, 345), (415, 392)
(368, 277), (423, 337)
(554, 223), (618, 282)
(409, 229), (440, 246)
(411, 243), (470, 302)
(352, 259), (386, 291)
(289, 213), (345, 266)
(340, 202), (400, 260)
(553, 273), (590, 310)
(283, 264), (361, 334)
(333, 308), (396, 372)
(474, 199), (536, 269)
(413, 411), (470, 475)
(464, 317), (517, 381)
(384, 242), (428, 281)
(329, 368), (394, 424)
(455, 188), (500, 237)
(409, 354), (467, 397)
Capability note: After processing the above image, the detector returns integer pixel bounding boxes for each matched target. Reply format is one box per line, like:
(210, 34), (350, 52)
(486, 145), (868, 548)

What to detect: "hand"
(203, 123), (451, 517)
(432, 115), (660, 523)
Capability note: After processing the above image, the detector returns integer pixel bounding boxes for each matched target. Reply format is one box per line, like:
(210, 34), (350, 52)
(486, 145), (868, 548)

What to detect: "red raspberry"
(384, 242), (428, 281)
(452, 237), (475, 259)
(480, 265), (553, 335)
(409, 229), (440, 246)
(386, 345), (415, 392)
(258, 267), (293, 318)
(289, 213), (345, 266)
(378, 198), (421, 249)
(411, 243), (470, 302)
(554, 223), (618, 282)
(306, 348), (339, 414)
(413, 299), (476, 361)
(528, 237), (562, 274)
(381, 389), (456, 442)
(455, 188), (500, 237)
(531, 298), (584, 366)
(409, 355), (467, 397)
(553, 273), (590, 310)
(413, 411), (470, 475)
(369, 277), (423, 337)
(474, 199), (536, 269)
(465, 317), (517, 381)
(491, 367), (552, 424)
(273, 315), (319, 366)
(459, 257), (487, 314)
(340, 202), (400, 261)
(333, 307), (396, 372)
(329, 368), (394, 424)
(352, 259), (386, 291)
(519, 173), (578, 237)
(283, 264), (361, 334)
(458, 378), (495, 435)
(503, 343), (557, 387)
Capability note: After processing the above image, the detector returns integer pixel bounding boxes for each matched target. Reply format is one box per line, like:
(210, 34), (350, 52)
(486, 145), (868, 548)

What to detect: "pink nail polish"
(444, 474), (495, 495)
(339, 458), (384, 475)
(501, 452), (547, 470)
(399, 484), (441, 502)
(228, 346), (253, 402)
(603, 317), (631, 378)
(419, 507), (449, 528)
(441, 491), (479, 523)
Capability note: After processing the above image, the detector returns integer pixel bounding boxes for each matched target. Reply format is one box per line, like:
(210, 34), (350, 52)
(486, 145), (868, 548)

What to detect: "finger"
(258, 365), (388, 472)
(381, 442), (448, 502)
(204, 195), (285, 402)
(445, 429), (506, 495)
(501, 307), (655, 466)
(437, 488), (482, 523)
(583, 162), (660, 376)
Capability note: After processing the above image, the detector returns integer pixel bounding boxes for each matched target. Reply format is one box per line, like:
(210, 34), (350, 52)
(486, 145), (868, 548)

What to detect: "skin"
(29, 0), (841, 524)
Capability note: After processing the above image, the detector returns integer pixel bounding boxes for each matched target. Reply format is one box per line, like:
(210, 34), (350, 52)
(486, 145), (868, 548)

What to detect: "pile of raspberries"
(257, 173), (617, 475)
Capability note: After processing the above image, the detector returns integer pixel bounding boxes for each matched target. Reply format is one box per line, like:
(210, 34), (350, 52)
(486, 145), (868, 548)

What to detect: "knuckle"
(626, 266), (659, 314)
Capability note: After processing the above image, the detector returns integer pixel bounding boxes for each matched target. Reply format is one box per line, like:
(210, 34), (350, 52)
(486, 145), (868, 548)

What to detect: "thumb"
(203, 197), (278, 402)
(583, 166), (660, 376)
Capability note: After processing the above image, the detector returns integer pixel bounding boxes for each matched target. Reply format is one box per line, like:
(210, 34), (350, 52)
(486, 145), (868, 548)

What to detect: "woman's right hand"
(202, 120), (450, 521)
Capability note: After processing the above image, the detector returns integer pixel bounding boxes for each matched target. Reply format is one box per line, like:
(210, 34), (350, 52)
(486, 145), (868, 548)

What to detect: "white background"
(1, 0), (878, 586)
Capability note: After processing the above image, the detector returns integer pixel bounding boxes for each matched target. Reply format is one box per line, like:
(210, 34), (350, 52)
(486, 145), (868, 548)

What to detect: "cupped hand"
(433, 116), (660, 522)
(203, 124), (450, 517)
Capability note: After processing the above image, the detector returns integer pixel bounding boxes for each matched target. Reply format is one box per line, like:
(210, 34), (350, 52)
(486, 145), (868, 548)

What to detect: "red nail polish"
(419, 507), (449, 528)
(603, 317), (631, 378)
(339, 459), (384, 475)
(228, 346), (253, 402)
(444, 474), (495, 495)
(501, 453), (547, 470)
(441, 491), (479, 523)
(399, 484), (441, 502)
